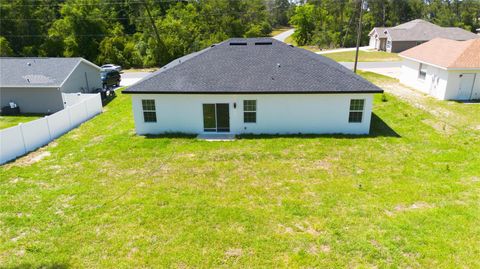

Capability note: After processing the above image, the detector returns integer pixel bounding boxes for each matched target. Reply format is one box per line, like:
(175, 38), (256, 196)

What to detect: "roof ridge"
(127, 46), (214, 89)
(451, 39), (480, 68)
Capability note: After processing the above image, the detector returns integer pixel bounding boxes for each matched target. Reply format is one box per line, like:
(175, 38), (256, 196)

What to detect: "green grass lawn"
(1, 76), (480, 267)
(323, 50), (401, 62)
(0, 114), (44, 130)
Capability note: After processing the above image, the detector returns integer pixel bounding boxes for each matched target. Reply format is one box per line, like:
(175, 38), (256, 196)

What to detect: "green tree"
(290, 4), (316, 45)
(0, 36), (14, 56)
(45, 0), (107, 61)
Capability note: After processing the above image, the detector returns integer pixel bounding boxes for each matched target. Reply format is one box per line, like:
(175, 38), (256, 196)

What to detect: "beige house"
(369, 19), (479, 53)
(399, 38), (480, 100)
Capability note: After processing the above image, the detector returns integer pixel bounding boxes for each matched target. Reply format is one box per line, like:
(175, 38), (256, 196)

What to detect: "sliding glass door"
(202, 103), (230, 132)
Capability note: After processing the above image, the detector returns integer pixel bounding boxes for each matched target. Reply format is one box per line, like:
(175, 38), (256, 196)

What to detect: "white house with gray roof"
(0, 57), (102, 114)
(369, 19), (479, 53)
(123, 38), (383, 135)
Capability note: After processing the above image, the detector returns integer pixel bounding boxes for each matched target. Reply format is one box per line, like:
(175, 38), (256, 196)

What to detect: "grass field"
(0, 114), (44, 130)
(323, 50), (402, 62)
(1, 75), (480, 267)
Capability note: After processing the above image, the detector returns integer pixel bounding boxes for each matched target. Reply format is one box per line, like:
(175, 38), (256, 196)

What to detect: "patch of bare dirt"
(380, 82), (461, 122)
(6, 150), (51, 168)
(421, 119), (455, 134)
(386, 202), (434, 216)
(320, 244), (331, 253)
(225, 248), (242, 257)
(87, 135), (105, 146)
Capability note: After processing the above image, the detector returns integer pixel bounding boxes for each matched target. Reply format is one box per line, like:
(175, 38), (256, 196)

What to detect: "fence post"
(67, 106), (73, 128)
(45, 115), (53, 140)
(83, 97), (89, 119)
(18, 123), (28, 154)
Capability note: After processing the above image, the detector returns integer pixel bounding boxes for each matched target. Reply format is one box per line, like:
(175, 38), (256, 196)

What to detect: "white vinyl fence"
(62, 92), (98, 107)
(1, 93), (103, 164)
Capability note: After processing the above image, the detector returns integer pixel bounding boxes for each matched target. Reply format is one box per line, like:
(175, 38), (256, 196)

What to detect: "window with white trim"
(243, 100), (256, 123)
(142, 99), (157, 122)
(418, 63), (427, 80)
(349, 99), (364, 123)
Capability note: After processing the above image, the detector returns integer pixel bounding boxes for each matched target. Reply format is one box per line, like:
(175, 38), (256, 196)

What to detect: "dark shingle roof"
(0, 57), (97, 87)
(123, 38), (383, 94)
(387, 19), (479, 41)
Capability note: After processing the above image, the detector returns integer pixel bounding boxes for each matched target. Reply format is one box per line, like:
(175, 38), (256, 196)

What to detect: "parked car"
(100, 64), (122, 72)
(100, 69), (121, 89)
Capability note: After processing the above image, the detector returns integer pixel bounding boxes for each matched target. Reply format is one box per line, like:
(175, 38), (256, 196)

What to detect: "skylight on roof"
(254, 41), (273, 45)
(229, 42), (247, 46)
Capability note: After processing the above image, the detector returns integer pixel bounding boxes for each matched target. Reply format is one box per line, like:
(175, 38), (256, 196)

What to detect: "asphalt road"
(273, 29), (295, 42)
(339, 61), (402, 79)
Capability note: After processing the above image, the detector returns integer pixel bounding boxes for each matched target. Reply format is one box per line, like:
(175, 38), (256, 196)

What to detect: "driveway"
(339, 61), (402, 79)
(121, 72), (151, 87)
(273, 29), (295, 42)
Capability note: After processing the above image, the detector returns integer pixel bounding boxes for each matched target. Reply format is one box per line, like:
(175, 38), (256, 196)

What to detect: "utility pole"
(143, 0), (165, 63)
(354, 0), (365, 73)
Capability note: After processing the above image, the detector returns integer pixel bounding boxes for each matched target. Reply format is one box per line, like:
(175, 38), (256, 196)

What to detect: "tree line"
(0, 0), (293, 68)
(290, 0), (480, 48)
(1, 0), (479, 68)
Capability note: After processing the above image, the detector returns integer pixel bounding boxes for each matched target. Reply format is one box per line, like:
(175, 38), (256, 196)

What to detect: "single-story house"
(399, 38), (480, 100)
(368, 27), (388, 51)
(0, 57), (102, 113)
(123, 38), (384, 135)
(368, 19), (479, 53)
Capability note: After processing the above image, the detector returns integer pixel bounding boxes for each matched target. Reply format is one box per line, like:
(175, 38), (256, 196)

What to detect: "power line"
(0, 0), (192, 7)
(0, 0), (275, 7)
(0, 9), (272, 21)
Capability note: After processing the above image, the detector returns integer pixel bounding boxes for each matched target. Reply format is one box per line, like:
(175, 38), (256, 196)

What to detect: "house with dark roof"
(368, 19), (479, 53)
(399, 38), (480, 100)
(0, 57), (102, 113)
(123, 38), (383, 135)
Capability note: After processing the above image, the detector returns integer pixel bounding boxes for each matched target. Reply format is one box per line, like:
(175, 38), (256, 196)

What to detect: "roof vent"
(27, 62), (31, 66)
(229, 42), (247, 46)
(254, 41), (272, 45)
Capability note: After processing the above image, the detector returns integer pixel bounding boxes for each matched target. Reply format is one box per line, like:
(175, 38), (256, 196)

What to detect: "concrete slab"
(196, 133), (236, 141)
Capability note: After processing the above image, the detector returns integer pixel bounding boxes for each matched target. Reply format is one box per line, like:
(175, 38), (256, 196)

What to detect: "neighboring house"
(0, 57), (102, 113)
(123, 38), (383, 135)
(368, 19), (479, 53)
(399, 38), (480, 100)
(368, 27), (388, 51)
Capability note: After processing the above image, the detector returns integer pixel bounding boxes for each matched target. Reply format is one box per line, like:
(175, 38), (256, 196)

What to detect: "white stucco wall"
(445, 71), (480, 100)
(400, 58), (480, 100)
(0, 87), (64, 113)
(400, 59), (449, 99)
(129, 93), (375, 135)
(369, 35), (376, 48)
(61, 61), (102, 93)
